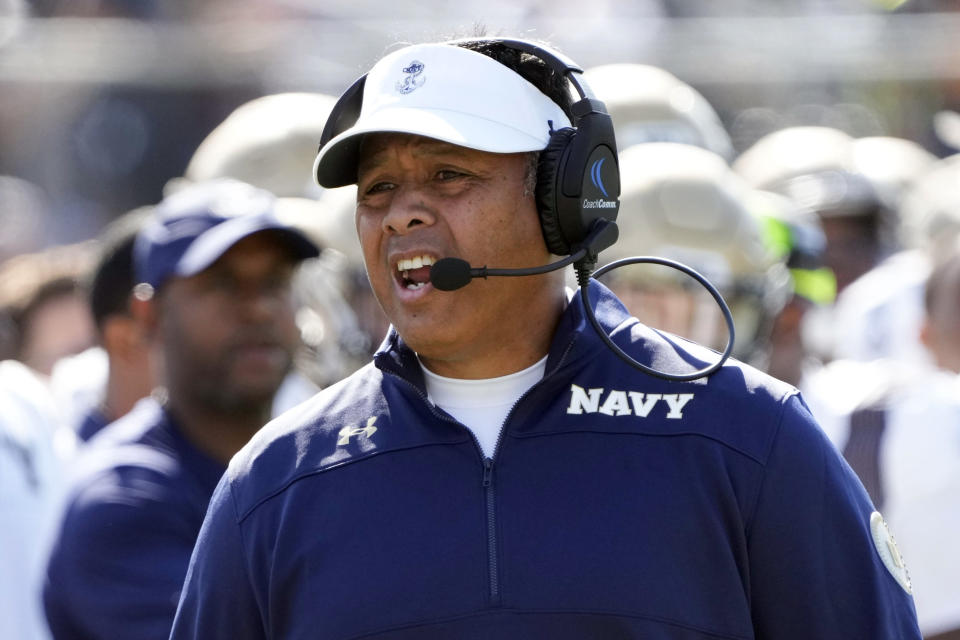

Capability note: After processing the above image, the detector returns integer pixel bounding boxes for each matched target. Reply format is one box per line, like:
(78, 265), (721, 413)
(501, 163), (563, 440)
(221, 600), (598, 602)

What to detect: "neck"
(102, 363), (152, 423)
(164, 395), (272, 466)
(418, 286), (565, 379)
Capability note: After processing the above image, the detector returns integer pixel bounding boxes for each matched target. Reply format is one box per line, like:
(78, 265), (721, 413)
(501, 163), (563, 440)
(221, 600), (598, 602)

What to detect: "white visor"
(313, 43), (572, 188)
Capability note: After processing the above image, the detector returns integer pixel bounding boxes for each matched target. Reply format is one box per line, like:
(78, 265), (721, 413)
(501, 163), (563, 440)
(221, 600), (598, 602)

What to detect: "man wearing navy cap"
(42, 179), (319, 640)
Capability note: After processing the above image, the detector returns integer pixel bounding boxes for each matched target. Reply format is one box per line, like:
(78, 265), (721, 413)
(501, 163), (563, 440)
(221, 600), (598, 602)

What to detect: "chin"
(227, 369), (289, 400)
(393, 321), (460, 359)
(215, 386), (280, 414)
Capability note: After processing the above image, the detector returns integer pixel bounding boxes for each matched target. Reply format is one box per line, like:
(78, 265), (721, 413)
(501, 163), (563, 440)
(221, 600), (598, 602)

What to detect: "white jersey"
(830, 250), (932, 366)
(48, 346), (108, 440)
(881, 371), (960, 637)
(0, 360), (69, 640)
(804, 361), (960, 637)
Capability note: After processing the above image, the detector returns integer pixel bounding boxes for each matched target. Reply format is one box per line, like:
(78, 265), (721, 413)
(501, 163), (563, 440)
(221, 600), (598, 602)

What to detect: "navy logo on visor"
(590, 158), (609, 198)
(396, 60), (426, 95)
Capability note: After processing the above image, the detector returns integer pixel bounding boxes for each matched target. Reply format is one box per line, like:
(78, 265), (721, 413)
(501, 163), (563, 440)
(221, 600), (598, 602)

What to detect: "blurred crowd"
(3, 3), (960, 640)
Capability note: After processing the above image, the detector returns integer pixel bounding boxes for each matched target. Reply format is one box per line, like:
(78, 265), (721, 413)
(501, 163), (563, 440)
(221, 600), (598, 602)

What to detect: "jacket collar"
(372, 279), (635, 387)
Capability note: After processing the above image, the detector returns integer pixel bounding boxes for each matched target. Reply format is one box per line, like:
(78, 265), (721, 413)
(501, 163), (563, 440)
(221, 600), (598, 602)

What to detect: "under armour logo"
(395, 60), (425, 94)
(338, 417), (378, 446)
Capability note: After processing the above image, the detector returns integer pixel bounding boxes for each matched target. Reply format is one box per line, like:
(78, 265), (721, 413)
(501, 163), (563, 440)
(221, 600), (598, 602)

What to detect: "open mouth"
(396, 255), (435, 290)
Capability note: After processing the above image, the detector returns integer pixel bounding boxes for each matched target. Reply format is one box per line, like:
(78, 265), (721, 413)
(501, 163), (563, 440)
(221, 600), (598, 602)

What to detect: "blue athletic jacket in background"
(44, 400), (225, 640)
(170, 280), (921, 640)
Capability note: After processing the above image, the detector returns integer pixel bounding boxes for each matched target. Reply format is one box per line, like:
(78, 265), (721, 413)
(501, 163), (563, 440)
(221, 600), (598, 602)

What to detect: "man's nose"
(235, 281), (291, 322)
(381, 184), (437, 235)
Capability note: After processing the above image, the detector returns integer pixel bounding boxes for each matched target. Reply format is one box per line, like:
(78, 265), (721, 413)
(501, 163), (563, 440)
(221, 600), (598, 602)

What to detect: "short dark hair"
(88, 207), (153, 330)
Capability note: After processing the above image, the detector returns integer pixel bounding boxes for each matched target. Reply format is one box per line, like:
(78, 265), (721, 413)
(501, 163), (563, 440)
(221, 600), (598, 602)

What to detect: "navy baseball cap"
(134, 179), (320, 290)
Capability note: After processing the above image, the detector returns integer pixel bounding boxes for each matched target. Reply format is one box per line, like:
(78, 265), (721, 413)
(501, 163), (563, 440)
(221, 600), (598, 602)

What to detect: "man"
(0, 241), (99, 466)
(0, 359), (65, 640)
(603, 142), (791, 368)
(0, 242), (96, 376)
(827, 148), (951, 368)
(897, 244), (960, 640)
(733, 126), (885, 297)
(171, 40), (921, 639)
(583, 62), (734, 159)
(43, 179), (319, 639)
(823, 244), (960, 640)
(180, 90), (371, 385)
(739, 188), (836, 388)
(72, 207), (156, 442)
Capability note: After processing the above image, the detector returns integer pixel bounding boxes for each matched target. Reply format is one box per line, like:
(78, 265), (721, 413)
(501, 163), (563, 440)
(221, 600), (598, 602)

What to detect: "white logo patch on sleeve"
(870, 511), (912, 594)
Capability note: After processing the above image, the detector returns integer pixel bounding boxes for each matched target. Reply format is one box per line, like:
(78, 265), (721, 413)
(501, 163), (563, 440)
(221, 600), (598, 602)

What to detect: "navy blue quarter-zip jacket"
(170, 281), (921, 640)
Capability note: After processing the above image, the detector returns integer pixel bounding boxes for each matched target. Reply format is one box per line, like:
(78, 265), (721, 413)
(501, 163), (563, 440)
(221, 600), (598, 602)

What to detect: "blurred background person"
(0, 243), (97, 378)
(801, 153), (960, 439)
(748, 188), (836, 386)
(733, 126), (886, 298)
(599, 142), (792, 369)
(180, 91), (372, 387)
(584, 63), (796, 370)
(0, 241), (101, 465)
(0, 211), (99, 640)
(787, 151), (960, 639)
(1, 357), (64, 640)
(71, 206), (157, 442)
(43, 179), (320, 640)
(837, 243), (960, 640)
(583, 62), (735, 159)
(732, 126), (936, 370)
(918, 241), (960, 376)
(829, 147), (953, 368)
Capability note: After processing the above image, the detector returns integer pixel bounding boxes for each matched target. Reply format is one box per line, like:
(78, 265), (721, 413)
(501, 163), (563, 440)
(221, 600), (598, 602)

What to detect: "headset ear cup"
(536, 127), (577, 256)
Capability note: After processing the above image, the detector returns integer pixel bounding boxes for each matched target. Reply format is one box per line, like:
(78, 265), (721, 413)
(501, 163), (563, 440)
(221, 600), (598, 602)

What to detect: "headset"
(317, 37), (734, 381)
(318, 37), (621, 258)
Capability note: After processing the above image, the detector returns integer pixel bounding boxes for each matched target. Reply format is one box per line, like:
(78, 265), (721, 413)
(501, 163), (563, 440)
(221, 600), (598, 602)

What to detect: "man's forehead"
(201, 232), (300, 272)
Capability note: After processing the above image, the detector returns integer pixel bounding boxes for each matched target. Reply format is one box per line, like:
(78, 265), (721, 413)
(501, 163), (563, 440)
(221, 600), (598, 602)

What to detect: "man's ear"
(101, 313), (147, 363)
(129, 285), (159, 340)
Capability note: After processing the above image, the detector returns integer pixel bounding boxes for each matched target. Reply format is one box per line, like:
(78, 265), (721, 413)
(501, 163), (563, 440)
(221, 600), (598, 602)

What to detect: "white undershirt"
(421, 356), (548, 459)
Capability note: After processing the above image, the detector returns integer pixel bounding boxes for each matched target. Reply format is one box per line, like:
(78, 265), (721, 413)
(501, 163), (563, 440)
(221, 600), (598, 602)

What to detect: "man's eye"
(208, 273), (238, 291)
(364, 181), (394, 195)
(436, 170), (465, 181)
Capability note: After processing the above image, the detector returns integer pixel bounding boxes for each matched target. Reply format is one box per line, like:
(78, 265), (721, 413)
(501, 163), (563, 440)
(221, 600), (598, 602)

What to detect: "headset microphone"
(429, 219), (621, 291)
(428, 259), (474, 292)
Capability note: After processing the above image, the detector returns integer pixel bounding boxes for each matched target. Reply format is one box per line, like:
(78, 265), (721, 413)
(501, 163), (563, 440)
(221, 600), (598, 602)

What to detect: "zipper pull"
(482, 458), (493, 487)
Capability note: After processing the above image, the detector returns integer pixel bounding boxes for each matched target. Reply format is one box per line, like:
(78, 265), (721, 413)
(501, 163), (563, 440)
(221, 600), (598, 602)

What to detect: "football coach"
(170, 38), (921, 640)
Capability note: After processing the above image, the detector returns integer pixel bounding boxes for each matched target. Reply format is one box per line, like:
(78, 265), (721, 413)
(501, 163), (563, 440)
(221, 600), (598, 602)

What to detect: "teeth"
(405, 282), (427, 290)
(396, 255), (435, 272)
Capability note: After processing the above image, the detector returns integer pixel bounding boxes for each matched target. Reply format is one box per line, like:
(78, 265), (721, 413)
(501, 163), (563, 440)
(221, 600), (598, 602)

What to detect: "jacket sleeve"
(169, 474), (265, 640)
(43, 468), (198, 640)
(747, 393), (922, 639)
